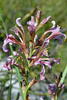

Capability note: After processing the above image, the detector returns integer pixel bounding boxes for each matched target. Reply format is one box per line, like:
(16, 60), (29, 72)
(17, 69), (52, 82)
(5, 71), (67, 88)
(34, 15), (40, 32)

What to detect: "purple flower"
(48, 83), (57, 95)
(41, 61), (52, 68)
(2, 34), (15, 52)
(27, 16), (37, 34)
(39, 23), (66, 45)
(47, 26), (66, 41)
(34, 60), (52, 68)
(33, 57), (60, 68)
(16, 18), (24, 33)
(2, 34), (26, 53)
(3, 56), (15, 70)
(27, 16), (37, 42)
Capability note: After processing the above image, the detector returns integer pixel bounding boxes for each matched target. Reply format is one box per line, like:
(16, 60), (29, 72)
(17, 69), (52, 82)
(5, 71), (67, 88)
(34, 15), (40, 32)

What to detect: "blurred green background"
(0, 0), (67, 100)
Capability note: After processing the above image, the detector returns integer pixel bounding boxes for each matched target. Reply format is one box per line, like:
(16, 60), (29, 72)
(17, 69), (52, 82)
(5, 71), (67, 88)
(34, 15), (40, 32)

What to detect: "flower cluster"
(2, 9), (66, 100)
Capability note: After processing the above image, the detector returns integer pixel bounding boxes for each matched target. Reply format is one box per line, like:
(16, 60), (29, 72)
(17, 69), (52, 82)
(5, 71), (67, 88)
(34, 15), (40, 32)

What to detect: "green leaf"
(14, 66), (24, 100)
(60, 65), (67, 84)
(14, 66), (22, 83)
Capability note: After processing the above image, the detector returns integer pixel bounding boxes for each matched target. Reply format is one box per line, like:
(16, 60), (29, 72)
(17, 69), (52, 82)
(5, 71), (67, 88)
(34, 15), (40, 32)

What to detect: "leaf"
(14, 66), (22, 83)
(60, 65), (67, 84)
(14, 66), (24, 100)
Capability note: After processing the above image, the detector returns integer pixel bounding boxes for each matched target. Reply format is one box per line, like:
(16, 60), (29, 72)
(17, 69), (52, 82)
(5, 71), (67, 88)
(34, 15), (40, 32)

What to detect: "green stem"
(29, 91), (49, 96)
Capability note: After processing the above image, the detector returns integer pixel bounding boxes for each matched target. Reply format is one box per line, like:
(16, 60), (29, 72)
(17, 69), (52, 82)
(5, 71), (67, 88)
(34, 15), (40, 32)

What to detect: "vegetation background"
(0, 0), (67, 100)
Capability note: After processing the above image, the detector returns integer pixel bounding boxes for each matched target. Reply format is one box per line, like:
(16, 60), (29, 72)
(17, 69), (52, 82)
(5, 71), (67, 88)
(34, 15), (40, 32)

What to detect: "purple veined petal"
(54, 35), (64, 44)
(27, 16), (37, 33)
(53, 58), (60, 64)
(2, 34), (14, 52)
(4, 62), (11, 70)
(53, 33), (66, 44)
(50, 25), (66, 37)
(47, 25), (66, 41)
(33, 57), (60, 69)
(48, 32), (66, 41)
(3, 40), (9, 52)
(51, 25), (60, 33)
(34, 59), (40, 66)
(48, 25), (60, 34)
(40, 66), (45, 80)
(27, 16), (37, 26)
(2, 34), (19, 52)
(3, 56), (14, 70)
(7, 56), (15, 65)
(34, 58), (59, 68)
(41, 16), (51, 25)
(44, 58), (60, 67)
(34, 58), (51, 68)
(27, 26), (34, 33)
(29, 56), (40, 66)
(39, 26), (60, 43)
(16, 18), (24, 33)
(43, 25), (60, 36)
(40, 61), (52, 68)
(27, 16), (37, 42)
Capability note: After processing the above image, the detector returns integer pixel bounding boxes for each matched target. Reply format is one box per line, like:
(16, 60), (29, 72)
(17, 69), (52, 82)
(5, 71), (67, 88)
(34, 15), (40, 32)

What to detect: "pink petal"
(41, 16), (51, 24)
(16, 18), (24, 32)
